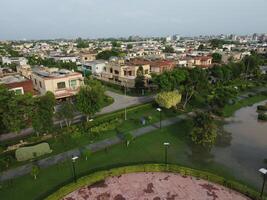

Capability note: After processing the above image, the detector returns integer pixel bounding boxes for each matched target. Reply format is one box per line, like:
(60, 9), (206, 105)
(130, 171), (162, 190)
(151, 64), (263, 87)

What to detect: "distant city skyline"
(0, 0), (267, 40)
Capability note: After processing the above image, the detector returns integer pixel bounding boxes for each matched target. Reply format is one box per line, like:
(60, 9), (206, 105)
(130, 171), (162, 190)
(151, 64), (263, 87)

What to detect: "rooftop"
(0, 74), (27, 84)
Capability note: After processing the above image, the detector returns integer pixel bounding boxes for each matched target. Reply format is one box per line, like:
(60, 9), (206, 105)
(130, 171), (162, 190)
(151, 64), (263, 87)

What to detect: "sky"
(0, 0), (267, 40)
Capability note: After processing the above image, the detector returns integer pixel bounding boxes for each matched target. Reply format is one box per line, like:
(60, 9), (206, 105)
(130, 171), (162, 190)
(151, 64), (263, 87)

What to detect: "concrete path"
(0, 114), (187, 182)
(0, 91), (154, 142)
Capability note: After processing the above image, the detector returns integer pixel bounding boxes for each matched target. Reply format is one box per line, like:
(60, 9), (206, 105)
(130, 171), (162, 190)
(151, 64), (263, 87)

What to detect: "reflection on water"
(212, 100), (267, 188)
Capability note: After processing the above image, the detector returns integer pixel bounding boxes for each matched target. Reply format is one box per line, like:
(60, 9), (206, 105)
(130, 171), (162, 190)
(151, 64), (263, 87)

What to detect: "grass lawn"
(0, 120), (252, 200)
(0, 103), (179, 170)
(223, 94), (267, 117)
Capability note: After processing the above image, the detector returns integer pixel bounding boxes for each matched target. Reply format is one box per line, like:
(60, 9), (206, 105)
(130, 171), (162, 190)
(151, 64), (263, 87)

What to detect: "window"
(57, 82), (66, 89)
(145, 69), (149, 74)
(114, 70), (119, 75)
(34, 79), (37, 85)
(110, 68), (113, 73)
(14, 89), (23, 95)
(70, 80), (77, 88)
(39, 81), (42, 88)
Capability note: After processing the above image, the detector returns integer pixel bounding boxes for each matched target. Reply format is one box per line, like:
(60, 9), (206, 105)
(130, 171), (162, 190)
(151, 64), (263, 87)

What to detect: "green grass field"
(223, 94), (267, 117)
(0, 119), (252, 200)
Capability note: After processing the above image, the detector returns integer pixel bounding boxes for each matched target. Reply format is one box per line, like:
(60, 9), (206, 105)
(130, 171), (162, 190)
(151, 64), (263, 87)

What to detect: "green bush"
(15, 143), (52, 161)
(258, 113), (267, 121)
(90, 118), (121, 134)
(257, 105), (267, 111)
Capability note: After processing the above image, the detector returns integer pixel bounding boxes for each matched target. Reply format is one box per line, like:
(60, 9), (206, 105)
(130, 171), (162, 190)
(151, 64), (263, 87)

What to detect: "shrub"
(257, 105), (267, 111)
(15, 143), (52, 161)
(258, 113), (267, 121)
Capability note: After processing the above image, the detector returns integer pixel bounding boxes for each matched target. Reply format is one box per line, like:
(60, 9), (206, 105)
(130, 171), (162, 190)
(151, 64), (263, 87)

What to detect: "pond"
(212, 100), (267, 188)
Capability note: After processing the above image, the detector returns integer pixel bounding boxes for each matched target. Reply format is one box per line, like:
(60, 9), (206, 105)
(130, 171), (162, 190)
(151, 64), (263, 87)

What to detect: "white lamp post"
(157, 108), (162, 129)
(72, 156), (79, 183)
(259, 168), (267, 198)
(163, 142), (170, 164)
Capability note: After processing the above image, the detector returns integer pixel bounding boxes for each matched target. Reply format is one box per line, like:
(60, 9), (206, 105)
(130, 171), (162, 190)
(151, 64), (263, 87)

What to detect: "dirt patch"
(114, 194), (126, 200)
(90, 180), (108, 188)
(96, 192), (110, 200)
(143, 183), (154, 193)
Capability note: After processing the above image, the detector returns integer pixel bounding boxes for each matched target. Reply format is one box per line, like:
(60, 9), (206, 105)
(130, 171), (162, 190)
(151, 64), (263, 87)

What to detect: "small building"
(82, 60), (107, 75)
(31, 67), (84, 99)
(0, 74), (34, 95)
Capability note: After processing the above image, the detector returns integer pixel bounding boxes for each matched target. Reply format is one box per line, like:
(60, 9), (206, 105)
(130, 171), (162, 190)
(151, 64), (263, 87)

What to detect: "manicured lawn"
(0, 103), (179, 170)
(223, 94), (267, 117)
(0, 120), (251, 200)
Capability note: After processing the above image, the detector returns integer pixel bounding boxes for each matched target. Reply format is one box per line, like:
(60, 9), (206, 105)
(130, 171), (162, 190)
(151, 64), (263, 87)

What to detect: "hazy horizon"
(0, 0), (267, 40)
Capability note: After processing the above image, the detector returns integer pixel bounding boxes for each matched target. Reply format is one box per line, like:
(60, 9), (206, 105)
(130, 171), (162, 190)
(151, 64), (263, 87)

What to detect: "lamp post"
(163, 142), (170, 164)
(71, 156), (79, 183)
(124, 80), (127, 121)
(157, 108), (162, 129)
(259, 168), (267, 198)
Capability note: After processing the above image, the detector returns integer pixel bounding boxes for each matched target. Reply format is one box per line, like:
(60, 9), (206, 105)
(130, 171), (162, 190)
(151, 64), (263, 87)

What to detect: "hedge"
(15, 143), (52, 162)
(44, 164), (266, 200)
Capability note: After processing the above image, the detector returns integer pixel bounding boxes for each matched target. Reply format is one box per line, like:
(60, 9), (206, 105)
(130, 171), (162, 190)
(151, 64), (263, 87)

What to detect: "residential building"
(99, 60), (150, 88)
(0, 74), (34, 95)
(31, 67), (84, 99)
(79, 51), (97, 63)
(81, 60), (107, 75)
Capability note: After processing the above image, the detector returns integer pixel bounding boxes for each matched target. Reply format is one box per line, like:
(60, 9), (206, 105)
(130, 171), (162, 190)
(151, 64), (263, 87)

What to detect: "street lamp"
(157, 108), (162, 129)
(124, 80), (128, 121)
(71, 156), (79, 183)
(163, 142), (170, 164)
(259, 168), (267, 198)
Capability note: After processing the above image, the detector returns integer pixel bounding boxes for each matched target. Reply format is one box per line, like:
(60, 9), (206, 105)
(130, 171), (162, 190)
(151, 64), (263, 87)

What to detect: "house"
(99, 60), (150, 88)
(79, 51), (97, 63)
(193, 56), (212, 68)
(31, 67), (84, 99)
(82, 60), (107, 75)
(0, 74), (34, 95)
(149, 60), (176, 74)
(1, 57), (28, 66)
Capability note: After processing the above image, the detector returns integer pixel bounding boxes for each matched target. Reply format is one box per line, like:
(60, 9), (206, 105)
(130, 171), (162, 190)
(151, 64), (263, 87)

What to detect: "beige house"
(79, 51), (97, 63)
(99, 60), (150, 88)
(31, 67), (84, 99)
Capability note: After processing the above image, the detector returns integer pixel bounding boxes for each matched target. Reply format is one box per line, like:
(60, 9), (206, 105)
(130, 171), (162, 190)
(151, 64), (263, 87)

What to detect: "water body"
(213, 100), (267, 188)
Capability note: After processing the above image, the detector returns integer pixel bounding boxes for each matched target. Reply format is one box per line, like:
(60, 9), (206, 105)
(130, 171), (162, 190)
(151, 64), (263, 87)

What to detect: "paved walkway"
(0, 114), (188, 182)
(0, 91), (154, 142)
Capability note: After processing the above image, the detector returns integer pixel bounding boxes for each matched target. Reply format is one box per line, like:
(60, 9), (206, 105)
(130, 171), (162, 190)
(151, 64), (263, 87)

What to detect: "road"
(0, 91), (154, 142)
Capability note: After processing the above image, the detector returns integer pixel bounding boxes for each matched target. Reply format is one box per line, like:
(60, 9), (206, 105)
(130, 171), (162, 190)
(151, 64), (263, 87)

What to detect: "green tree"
(190, 112), (217, 150)
(163, 45), (175, 53)
(76, 84), (104, 121)
(135, 66), (146, 92)
(96, 50), (117, 60)
(212, 53), (222, 63)
(76, 38), (89, 48)
(31, 165), (40, 180)
(3, 93), (34, 133)
(32, 92), (55, 136)
(155, 90), (182, 109)
(56, 100), (76, 127)
(126, 44), (133, 49)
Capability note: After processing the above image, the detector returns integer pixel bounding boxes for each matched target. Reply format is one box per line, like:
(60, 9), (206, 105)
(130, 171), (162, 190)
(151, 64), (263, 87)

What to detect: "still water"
(213, 100), (267, 188)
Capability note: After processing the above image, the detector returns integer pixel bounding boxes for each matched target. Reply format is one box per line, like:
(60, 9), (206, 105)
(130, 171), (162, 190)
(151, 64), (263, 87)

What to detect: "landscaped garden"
(0, 119), (266, 200)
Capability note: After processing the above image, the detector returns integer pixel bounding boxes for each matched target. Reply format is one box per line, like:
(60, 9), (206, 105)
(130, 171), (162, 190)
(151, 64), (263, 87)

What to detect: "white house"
(82, 60), (107, 75)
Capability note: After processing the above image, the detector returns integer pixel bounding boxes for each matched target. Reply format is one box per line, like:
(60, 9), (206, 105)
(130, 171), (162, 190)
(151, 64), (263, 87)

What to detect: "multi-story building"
(31, 67), (84, 99)
(99, 59), (150, 88)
